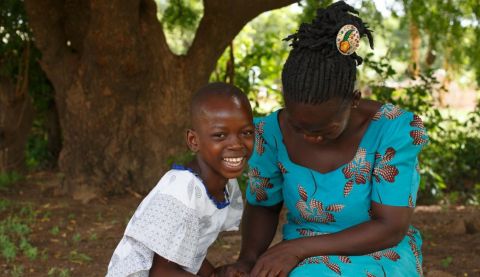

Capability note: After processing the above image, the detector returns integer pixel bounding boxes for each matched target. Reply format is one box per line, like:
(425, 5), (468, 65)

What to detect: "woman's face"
(285, 97), (353, 144)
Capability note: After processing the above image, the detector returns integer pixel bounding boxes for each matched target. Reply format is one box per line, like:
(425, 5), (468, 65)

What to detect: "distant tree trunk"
(408, 20), (421, 77)
(225, 42), (235, 84)
(424, 34), (436, 68)
(438, 50), (452, 107)
(25, 0), (296, 198)
(0, 44), (34, 173)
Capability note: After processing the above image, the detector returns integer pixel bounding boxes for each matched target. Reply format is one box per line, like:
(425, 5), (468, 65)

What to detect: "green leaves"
(162, 0), (200, 31)
(0, 0), (30, 78)
(211, 6), (298, 115)
(155, 0), (203, 55)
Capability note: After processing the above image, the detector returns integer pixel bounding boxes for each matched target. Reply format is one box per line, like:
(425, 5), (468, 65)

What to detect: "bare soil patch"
(1, 172), (479, 276)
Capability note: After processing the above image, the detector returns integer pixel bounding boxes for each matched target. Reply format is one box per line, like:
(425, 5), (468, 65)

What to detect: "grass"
(50, 226), (60, 236)
(72, 233), (81, 244)
(0, 200), (40, 276)
(88, 233), (98, 241)
(47, 267), (71, 277)
(0, 211), (37, 262)
(0, 172), (23, 191)
(0, 199), (11, 212)
(441, 256), (453, 268)
(68, 250), (92, 264)
(10, 265), (24, 277)
(1, 189), (95, 275)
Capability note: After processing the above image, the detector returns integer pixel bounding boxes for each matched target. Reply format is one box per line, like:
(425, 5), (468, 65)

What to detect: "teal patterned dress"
(246, 104), (428, 277)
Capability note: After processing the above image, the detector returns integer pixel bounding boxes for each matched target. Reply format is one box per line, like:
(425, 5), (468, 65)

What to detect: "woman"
(218, 2), (428, 277)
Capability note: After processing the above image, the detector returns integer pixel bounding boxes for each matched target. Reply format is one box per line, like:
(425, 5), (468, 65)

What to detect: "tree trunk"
(424, 33), (436, 68)
(24, 0), (296, 198)
(225, 42), (235, 84)
(408, 20), (421, 77)
(45, 100), (62, 168)
(0, 45), (34, 173)
(437, 50), (451, 107)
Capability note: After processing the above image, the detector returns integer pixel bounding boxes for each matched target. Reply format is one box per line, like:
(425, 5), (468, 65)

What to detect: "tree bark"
(408, 20), (421, 77)
(24, 0), (296, 197)
(225, 42), (235, 84)
(424, 33), (436, 68)
(0, 44), (34, 173)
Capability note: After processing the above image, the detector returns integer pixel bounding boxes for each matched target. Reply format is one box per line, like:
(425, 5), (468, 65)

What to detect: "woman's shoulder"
(254, 109), (280, 126)
(370, 103), (428, 148)
(371, 103), (424, 130)
(253, 109), (282, 136)
(253, 110), (283, 152)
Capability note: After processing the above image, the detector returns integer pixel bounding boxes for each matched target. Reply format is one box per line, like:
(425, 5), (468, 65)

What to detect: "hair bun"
(284, 1), (373, 65)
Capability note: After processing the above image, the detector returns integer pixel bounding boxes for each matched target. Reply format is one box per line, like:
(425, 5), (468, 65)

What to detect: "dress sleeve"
(124, 173), (200, 269)
(246, 116), (284, 206)
(106, 236), (155, 277)
(371, 113), (429, 207)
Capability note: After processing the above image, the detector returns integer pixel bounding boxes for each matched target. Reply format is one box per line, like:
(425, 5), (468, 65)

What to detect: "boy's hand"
(212, 260), (253, 277)
(249, 240), (303, 277)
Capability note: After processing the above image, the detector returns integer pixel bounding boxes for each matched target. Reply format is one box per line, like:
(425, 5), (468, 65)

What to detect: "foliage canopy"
(1, 0), (479, 203)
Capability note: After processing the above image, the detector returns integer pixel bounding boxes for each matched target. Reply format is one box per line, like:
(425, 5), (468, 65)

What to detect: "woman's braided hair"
(282, 1), (374, 105)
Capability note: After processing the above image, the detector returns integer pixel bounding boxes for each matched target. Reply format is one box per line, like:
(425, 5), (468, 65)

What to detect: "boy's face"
(188, 96), (254, 180)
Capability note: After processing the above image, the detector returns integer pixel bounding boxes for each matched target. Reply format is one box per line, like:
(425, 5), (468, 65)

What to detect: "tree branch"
(187, 0), (298, 79)
(82, 0), (174, 77)
(139, 0), (176, 66)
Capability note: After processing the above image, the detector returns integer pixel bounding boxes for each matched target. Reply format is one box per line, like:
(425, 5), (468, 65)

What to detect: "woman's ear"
(352, 90), (361, 108)
(186, 129), (199, 152)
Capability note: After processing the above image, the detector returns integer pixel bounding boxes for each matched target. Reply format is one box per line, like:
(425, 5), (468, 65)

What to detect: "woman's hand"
(250, 240), (303, 277)
(212, 260), (254, 277)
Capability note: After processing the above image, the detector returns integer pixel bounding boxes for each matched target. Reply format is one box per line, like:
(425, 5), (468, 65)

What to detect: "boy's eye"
(243, 130), (254, 136)
(212, 133), (226, 139)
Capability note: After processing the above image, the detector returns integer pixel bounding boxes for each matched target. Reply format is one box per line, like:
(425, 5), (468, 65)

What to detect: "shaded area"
(0, 173), (479, 276)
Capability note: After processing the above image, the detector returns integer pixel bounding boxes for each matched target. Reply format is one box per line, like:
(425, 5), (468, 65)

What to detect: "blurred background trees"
(1, 0), (479, 204)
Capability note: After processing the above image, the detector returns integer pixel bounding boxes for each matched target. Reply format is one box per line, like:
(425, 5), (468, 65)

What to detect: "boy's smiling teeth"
(223, 157), (244, 167)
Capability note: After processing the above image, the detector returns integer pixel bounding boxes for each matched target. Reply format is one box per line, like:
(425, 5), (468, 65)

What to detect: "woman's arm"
(215, 202), (283, 276)
(300, 202), (413, 256)
(250, 202), (413, 277)
(239, 202), (283, 263)
(149, 254), (198, 277)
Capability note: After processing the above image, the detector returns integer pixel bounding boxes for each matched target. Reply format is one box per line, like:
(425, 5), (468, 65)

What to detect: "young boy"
(106, 82), (254, 277)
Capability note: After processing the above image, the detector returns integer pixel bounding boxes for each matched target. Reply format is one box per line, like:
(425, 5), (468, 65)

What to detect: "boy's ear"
(186, 129), (199, 152)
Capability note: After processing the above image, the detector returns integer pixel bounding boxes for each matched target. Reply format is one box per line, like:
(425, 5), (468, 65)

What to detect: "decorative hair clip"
(336, 24), (360, 55)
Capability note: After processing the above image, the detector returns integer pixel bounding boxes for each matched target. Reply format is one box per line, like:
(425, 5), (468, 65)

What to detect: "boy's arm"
(149, 253), (198, 277)
(197, 258), (215, 277)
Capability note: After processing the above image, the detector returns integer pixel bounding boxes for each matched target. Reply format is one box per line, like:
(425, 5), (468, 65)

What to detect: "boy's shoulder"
(159, 168), (196, 184)
(149, 169), (202, 204)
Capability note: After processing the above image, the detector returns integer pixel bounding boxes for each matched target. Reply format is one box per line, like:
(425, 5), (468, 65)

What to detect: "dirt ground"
(1, 172), (479, 277)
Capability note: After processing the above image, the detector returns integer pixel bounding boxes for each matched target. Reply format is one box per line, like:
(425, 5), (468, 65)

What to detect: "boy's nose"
(227, 136), (244, 149)
(228, 141), (244, 150)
